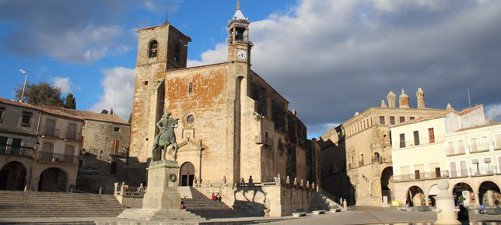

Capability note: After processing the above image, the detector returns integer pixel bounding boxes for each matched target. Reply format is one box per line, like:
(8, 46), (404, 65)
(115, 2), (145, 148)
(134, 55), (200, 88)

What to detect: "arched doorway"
(453, 182), (474, 206)
(380, 166), (393, 204)
(478, 181), (500, 206)
(38, 167), (67, 192)
(0, 161), (27, 190)
(406, 186), (425, 206)
(179, 162), (195, 186)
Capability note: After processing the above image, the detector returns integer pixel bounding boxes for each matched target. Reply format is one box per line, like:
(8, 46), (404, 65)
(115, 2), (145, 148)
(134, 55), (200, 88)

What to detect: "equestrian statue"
(151, 111), (179, 162)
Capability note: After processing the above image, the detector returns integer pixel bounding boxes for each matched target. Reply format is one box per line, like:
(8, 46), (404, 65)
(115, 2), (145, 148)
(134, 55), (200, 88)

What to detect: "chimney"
(398, 89), (409, 108)
(387, 91), (396, 108)
(416, 88), (425, 109)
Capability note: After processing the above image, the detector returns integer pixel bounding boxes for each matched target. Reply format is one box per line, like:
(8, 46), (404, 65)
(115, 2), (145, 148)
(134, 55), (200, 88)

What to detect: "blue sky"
(1, 0), (501, 138)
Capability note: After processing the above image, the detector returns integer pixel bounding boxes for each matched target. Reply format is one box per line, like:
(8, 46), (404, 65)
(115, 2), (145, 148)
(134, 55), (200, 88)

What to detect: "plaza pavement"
(0, 207), (500, 225)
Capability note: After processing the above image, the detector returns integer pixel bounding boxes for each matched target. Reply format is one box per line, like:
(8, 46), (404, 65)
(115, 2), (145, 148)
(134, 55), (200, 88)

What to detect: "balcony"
(65, 131), (81, 141)
(38, 151), (78, 164)
(41, 126), (60, 138)
(0, 145), (34, 158)
(392, 170), (449, 182)
(255, 135), (273, 147)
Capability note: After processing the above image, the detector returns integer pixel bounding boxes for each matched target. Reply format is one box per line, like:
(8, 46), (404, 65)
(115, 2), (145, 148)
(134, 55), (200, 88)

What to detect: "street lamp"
(19, 69), (28, 102)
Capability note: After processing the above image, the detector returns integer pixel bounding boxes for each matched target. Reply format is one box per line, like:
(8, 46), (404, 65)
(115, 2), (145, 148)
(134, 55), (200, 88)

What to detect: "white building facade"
(391, 105), (501, 207)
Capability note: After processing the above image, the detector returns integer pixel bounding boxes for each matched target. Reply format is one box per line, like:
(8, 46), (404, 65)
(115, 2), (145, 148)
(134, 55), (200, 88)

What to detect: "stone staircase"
(0, 191), (125, 218)
(182, 187), (252, 219)
(308, 191), (342, 211)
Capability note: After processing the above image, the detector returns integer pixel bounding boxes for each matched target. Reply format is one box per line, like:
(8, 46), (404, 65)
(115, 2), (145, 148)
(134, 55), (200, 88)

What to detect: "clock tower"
(227, 0), (252, 64)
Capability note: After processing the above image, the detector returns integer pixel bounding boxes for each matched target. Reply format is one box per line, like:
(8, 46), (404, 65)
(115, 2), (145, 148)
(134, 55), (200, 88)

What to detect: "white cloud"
(40, 25), (123, 63)
(187, 43), (228, 67)
(52, 77), (72, 94)
(92, 67), (135, 120)
(190, 0), (501, 137)
(486, 103), (501, 121)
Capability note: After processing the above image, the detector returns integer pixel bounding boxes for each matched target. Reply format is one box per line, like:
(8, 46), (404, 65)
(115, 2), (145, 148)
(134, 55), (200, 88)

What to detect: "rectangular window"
(0, 136), (7, 152)
(435, 167), (441, 178)
(447, 142), (454, 155)
(359, 154), (364, 166)
(458, 140), (464, 154)
(112, 139), (119, 155)
(188, 82), (193, 95)
(428, 128), (435, 143)
(40, 142), (54, 162)
(0, 107), (4, 122)
(400, 116), (405, 123)
(413, 131), (420, 146)
(21, 111), (32, 126)
(379, 116), (385, 125)
(460, 161), (467, 177)
(390, 116), (395, 125)
(64, 145), (75, 164)
(450, 162), (457, 177)
(399, 133), (406, 148)
(481, 136), (489, 150)
(414, 170), (420, 180)
(495, 134), (501, 150)
(110, 161), (117, 175)
(113, 127), (120, 132)
(11, 138), (22, 155)
(470, 138), (478, 152)
(410, 117), (415, 120)
(66, 123), (77, 140)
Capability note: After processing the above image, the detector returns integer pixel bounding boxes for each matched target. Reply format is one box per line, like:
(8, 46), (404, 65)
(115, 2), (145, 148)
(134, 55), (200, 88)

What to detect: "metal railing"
(41, 126), (60, 138)
(392, 170), (449, 182)
(65, 131), (81, 141)
(0, 145), (34, 158)
(38, 151), (78, 164)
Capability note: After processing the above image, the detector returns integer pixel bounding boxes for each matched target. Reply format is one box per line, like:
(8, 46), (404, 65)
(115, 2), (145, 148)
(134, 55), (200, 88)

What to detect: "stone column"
(142, 160), (181, 210)
(435, 180), (460, 225)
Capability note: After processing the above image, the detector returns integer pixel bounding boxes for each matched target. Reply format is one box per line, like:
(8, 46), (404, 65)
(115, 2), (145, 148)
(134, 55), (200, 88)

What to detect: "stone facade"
(0, 98), (82, 192)
(128, 6), (310, 187)
(318, 89), (448, 206)
(46, 107), (132, 194)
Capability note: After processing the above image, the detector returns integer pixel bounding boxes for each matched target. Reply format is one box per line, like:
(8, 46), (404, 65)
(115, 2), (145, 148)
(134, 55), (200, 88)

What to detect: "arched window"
(148, 40), (158, 58)
(374, 152), (381, 164)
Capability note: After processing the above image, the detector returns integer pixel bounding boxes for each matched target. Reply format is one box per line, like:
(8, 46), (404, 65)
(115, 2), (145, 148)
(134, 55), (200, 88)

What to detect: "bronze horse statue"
(152, 112), (179, 161)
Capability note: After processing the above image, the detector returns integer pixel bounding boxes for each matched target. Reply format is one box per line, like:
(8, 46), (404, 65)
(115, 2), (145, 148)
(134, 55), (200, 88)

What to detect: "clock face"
(237, 50), (247, 60)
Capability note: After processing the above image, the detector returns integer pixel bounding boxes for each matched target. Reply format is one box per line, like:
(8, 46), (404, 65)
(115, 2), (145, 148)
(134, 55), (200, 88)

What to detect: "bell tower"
(227, 0), (252, 64)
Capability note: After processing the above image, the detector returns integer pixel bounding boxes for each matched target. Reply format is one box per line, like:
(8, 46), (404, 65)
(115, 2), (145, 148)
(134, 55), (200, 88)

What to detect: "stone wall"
(194, 176), (316, 217)
(78, 120), (130, 194)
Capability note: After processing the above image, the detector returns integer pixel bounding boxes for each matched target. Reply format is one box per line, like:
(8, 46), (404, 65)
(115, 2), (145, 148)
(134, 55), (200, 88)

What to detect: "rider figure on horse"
(152, 111), (179, 162)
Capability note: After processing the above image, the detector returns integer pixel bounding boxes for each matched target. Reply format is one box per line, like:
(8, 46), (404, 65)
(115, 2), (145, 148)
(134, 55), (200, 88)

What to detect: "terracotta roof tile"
(0, 98), (128, 125)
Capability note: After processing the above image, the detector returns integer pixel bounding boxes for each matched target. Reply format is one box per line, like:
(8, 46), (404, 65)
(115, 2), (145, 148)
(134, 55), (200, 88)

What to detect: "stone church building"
(128, 4), (310, 187)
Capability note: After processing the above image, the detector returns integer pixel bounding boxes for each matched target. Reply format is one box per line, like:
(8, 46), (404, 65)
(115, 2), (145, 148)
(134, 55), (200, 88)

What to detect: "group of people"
(211, 192), (222, 201)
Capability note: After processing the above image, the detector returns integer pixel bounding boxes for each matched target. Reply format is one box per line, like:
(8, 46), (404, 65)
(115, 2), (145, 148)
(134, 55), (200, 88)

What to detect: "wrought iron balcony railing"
(41, 126), (60, 138)
(65, 131), (81, 141)
(0, 145), (34, 158)
(38, 151), (78, 164)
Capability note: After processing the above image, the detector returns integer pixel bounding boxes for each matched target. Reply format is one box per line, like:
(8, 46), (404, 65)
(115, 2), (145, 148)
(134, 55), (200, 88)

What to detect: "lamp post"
(19, 69), (28, 102)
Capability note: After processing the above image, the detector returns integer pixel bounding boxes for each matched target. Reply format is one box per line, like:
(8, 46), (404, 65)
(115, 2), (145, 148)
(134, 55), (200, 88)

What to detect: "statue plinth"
(142, 160), (180, 210)
(117, 160), (202, 222)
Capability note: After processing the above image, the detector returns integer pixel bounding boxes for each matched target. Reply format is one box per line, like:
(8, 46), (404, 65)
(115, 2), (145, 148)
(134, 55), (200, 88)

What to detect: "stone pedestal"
(118, 160), (202, 223)
(435, 180), (460, 225)
(142, 161), (180, 210)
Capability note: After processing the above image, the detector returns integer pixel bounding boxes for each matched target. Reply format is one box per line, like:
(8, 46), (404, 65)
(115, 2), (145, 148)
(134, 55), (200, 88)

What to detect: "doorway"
(179, 162), (195, 186)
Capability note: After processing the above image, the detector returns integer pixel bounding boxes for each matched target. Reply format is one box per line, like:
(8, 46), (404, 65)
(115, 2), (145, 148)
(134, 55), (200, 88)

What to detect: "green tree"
(64, 93), (76, 109)
(16, 82), (64, 106)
